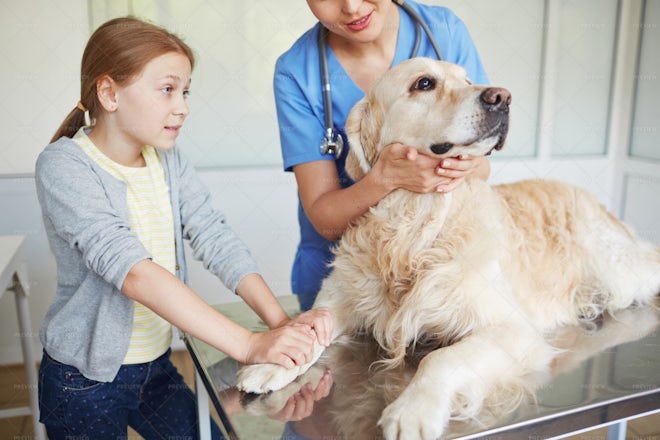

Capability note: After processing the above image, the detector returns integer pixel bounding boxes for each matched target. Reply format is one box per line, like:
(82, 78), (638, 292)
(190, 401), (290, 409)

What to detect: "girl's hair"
(50, 16), (195, 142)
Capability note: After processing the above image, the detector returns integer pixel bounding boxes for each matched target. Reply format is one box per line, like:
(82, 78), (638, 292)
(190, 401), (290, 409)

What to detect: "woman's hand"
(375, 144), (490, 194)
(434, 154), (491, 193)
(374, 143), (443, 193)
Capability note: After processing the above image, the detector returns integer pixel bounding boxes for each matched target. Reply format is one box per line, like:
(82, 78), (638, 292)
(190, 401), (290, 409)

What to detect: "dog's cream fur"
(237, 58), (660, 440)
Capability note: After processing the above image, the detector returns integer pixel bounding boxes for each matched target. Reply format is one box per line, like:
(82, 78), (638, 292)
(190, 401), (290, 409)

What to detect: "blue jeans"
(38, 349), (224, 439)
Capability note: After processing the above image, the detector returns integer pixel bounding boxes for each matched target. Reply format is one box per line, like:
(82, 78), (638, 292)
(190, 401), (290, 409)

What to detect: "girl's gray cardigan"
(35, 137), (260, 382)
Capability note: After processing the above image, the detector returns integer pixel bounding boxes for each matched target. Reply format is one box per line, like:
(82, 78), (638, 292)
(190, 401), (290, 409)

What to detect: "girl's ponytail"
(50, 102), (89, 143)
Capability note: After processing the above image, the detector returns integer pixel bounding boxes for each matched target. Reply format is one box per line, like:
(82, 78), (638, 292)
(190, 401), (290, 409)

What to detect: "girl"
(275, 0), (492, 310)
(36, 16), (332, 439)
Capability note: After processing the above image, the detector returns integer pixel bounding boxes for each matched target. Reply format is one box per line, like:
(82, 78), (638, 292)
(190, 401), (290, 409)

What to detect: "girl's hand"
(290, 307), (334, 347)
(244, 324), (316, 368)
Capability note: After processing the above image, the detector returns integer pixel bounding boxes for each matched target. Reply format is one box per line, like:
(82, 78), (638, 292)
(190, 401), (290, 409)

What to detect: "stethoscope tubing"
(318, 28), (334, 137)
(397, 0), (443, 61)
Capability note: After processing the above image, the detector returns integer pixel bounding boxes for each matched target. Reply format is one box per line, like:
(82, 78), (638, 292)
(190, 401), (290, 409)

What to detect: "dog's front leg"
(378, 325), (553, 440)
(236, 283), (354, 394)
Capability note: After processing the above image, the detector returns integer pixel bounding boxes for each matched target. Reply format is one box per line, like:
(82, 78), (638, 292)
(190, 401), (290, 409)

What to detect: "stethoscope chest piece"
(320, 127), (344, 159)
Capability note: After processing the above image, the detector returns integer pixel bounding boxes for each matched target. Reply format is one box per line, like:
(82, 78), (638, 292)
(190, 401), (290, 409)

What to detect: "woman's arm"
(296, 144), (490, 241)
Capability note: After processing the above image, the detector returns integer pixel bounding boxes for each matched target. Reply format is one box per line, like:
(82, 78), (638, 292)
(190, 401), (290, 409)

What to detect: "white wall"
(0, 0), (89, 175)
(1, 0), (88, 363)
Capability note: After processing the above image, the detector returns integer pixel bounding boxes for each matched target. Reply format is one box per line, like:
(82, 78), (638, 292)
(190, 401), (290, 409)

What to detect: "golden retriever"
(237, 58), (660, 440)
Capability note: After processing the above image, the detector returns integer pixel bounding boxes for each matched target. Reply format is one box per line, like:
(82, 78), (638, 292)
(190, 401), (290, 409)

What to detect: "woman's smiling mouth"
(346, 12), (373, 32)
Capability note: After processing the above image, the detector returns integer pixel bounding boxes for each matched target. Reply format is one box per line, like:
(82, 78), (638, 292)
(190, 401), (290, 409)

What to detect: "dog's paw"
(378, 387), (449, 440)
(236, 363), (304, 394)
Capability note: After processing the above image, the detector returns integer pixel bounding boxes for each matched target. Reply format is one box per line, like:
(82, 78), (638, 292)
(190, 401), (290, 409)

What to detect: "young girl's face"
(306, 0), (395, 44)
(114, 52), (192, 151)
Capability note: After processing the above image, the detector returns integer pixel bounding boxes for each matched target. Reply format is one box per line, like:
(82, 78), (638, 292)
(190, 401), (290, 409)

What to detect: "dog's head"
(345, 58), (511, 181)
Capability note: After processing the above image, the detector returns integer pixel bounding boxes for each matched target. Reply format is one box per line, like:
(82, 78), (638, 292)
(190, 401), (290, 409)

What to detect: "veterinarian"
(275, 0), (491, 310)
(35, 16), (332, 439)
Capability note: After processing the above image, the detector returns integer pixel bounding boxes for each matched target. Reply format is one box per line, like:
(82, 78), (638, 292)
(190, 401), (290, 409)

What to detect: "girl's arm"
(295, 144), (490, 241)
(170, 150), (333, 350)
(122, 259), (315, 368)
(235, 273), (290, 328)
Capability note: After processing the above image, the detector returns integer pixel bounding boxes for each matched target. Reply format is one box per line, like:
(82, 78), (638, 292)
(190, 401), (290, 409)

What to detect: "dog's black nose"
(431, 143), (453, 155)
(480, 88), (511, 112)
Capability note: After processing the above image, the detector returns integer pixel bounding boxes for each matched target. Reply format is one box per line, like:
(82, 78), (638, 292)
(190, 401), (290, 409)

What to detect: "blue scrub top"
(274, 0), (489, 310)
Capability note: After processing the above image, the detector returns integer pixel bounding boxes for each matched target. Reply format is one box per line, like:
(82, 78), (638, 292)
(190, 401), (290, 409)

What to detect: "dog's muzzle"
(430, 87), (512, 156)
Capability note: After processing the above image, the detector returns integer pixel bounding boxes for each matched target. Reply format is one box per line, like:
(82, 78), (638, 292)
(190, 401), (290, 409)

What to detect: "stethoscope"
(318, 0), (444, 159)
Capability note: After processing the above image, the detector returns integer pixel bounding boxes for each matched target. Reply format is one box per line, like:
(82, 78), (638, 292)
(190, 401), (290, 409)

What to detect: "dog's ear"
(345, 95), (383, 182)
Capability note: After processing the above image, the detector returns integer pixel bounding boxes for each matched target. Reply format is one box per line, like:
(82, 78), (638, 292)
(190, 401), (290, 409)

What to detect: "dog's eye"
(413, 77), (436, 91)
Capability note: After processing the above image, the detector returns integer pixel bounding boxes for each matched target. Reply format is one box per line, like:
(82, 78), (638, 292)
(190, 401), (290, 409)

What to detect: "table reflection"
(198, 303), (659, 440)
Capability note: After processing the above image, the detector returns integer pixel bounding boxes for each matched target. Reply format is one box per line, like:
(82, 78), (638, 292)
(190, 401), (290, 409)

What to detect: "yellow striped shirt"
(74, 129), (174, 364)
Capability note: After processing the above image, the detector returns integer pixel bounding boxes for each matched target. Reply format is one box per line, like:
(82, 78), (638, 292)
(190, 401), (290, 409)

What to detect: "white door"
(618, 0), (660, 244)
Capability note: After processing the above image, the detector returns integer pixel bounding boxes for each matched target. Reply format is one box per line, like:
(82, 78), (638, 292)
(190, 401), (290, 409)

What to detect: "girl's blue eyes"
(161, 86), (190, 98)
